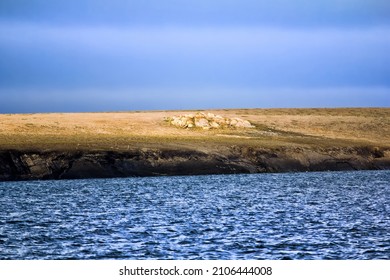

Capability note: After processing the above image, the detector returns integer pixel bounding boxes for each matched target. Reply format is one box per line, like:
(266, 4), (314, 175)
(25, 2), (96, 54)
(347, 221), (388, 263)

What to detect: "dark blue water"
(0, 171), (389, 260)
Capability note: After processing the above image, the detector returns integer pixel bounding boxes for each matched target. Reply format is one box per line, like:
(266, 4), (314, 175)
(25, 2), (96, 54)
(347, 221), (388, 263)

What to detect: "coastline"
(1, 146), (389, 181)
(1, 108), (389, 181)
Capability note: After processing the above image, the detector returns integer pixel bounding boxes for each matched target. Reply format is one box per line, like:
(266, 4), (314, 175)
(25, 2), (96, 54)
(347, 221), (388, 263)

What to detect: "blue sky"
(0, 0), (389, 113)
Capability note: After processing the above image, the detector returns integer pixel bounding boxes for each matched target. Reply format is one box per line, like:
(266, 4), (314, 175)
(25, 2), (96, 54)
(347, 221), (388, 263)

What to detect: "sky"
(0, 0), (389, 113)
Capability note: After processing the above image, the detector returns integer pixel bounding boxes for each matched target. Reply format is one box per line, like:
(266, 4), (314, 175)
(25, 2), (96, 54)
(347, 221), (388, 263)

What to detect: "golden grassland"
(0, 108), (389, 152)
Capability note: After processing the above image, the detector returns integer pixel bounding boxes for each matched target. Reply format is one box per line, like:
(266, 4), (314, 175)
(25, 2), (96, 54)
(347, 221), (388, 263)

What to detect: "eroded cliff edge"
(1, 109), (389, 181)
(1, 146), (389, 181)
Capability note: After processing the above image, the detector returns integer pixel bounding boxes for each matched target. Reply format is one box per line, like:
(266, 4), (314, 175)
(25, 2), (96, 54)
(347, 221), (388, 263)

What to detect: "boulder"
(166, 112), (255, 129)
(194, 117), (210, 128)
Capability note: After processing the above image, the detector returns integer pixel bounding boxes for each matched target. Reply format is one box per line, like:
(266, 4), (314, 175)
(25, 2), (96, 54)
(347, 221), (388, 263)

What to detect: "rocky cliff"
(1, 146), (389, 181)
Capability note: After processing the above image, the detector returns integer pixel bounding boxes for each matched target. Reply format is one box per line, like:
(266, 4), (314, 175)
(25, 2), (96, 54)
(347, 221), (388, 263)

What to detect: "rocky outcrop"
(0, 146), (389, 181)
(165, 112), (255, 129)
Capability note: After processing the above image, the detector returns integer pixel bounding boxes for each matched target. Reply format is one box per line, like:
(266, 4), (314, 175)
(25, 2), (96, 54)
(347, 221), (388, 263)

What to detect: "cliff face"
(1, 146), (389, 181)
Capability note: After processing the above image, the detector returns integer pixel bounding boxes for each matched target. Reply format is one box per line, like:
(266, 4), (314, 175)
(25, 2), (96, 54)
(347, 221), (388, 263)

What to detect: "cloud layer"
(1, 24), (389, 89)
(1, 1), (389, 112)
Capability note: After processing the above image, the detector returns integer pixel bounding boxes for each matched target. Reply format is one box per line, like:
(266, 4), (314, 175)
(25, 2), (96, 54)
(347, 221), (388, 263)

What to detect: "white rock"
(210, 121), (220, 128)
(166, 112), (254, 129)
(195, 118), (210, 127)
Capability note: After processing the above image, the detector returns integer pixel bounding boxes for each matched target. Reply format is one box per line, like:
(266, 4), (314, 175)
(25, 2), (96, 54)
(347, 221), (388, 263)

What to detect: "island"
(0, 108), (389, 181)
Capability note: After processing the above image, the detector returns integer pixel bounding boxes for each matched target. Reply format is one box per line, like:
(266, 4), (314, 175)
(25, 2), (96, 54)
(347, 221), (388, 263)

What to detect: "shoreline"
(1, 146), (389, 181)
(1, 108), (389, 181)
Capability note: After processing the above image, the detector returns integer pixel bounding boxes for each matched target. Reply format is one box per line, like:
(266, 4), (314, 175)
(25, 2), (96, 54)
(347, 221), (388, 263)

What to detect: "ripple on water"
(0, 170), (389, 259)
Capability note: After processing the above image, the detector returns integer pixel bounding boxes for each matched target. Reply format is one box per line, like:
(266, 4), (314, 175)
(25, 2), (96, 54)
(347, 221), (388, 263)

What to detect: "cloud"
(2, 23), (390, 54)
(1, 0), (390, 27)
(1, 24), (390, 89)
(1, 2), (389, 112)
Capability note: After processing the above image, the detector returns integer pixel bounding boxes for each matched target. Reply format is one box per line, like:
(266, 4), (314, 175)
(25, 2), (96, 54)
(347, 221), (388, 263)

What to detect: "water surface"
(0, 171), (389, 259)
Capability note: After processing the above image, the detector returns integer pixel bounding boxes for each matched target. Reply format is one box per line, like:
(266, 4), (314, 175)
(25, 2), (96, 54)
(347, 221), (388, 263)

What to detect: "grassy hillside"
(0, 108), (389, 152)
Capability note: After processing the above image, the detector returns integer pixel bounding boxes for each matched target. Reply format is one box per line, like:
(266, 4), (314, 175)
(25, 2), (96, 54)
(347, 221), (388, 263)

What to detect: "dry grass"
(0, 108), (389, 152)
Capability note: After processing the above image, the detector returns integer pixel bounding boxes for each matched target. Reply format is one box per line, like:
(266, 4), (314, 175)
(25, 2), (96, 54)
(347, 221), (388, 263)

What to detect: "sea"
(0, 170), (389, 260)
